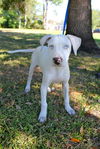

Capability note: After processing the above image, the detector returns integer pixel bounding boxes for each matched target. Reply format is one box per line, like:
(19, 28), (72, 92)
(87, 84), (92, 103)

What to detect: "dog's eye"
(64, 45), (69, 49)
(49, 45), (54, 49)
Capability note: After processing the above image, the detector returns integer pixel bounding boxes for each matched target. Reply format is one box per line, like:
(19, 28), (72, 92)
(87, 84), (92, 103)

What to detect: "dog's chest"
(50, 67), (70, 82)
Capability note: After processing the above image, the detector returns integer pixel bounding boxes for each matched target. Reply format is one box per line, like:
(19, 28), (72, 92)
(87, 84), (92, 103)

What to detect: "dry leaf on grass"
(70, 138), (80, 143)
(4, 99), (15, 107)
(16, 105), (21, 110)
(0, 88), (3, 93)
(25, 102), (32, 105)
(91, 147), (98, 149)
(65, 143), (72, 149)
(80, 126), (84, 135)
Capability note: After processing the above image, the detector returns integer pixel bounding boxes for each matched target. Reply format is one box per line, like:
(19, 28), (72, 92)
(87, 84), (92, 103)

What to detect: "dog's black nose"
(53, 57), (63, 65)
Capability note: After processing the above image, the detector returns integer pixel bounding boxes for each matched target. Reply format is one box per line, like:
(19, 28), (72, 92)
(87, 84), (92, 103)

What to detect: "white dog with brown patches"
(8, 34), (81, 123)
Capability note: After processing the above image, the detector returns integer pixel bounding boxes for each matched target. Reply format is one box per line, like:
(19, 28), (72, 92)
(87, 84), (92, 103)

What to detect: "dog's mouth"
(53, 62), (63, 67)
(53, 57), (63, 65)
(54, 61), (61, 65)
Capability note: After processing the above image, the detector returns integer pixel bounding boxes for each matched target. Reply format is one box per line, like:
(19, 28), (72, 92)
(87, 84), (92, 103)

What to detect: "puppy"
(8, 34), (81, 122)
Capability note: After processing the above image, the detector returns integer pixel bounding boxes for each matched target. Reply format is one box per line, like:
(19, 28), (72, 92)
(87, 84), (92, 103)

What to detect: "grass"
(0, 29), (100, 149)
(93, 33), (100, 47)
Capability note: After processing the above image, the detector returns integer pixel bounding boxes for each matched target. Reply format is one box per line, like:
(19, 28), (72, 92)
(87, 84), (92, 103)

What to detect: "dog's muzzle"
(53, 57), (63, 65)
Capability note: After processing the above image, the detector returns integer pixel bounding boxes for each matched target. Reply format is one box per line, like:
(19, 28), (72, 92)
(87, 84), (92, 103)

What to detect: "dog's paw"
(38, 116), (46, 123)
(38, 115), (47, 123)
(24, 87), (30, 93)
(38, 113), (47, 123)
(66, 107), (76, 115)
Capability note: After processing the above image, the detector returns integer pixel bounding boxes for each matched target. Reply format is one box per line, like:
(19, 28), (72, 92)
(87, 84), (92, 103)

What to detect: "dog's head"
(40, 34), (81, 66)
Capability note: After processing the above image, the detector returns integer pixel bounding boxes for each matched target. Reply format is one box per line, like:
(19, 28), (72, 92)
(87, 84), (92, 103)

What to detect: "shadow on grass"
(0, 30), (100, 148)
(69, 53), (100, 104)
(0, 30), (44, 50)
(94, 39), (100, 47)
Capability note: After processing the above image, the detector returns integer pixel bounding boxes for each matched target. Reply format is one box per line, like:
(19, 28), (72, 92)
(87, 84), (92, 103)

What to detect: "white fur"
(8, 34), (81, 123)
(7, 49), (35, 53)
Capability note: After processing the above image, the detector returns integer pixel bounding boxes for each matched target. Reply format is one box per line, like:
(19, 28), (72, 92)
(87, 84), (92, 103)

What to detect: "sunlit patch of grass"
(71, 54), (100, 72)
(0, 49), (8, 52)
(12, 35), (23, 40)
(4, 57), (30, 67)
(0, 28), (60, 35)
(93, 33), (100, 40)
(11, 131), (38, 148)
(0, 54), (9, 59)
(93, 33), (100, 47)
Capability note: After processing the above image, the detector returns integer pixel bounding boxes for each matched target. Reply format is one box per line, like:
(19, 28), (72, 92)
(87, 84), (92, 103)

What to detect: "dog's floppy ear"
(40, 35), (53, 46)
(66, 34), (81, 55)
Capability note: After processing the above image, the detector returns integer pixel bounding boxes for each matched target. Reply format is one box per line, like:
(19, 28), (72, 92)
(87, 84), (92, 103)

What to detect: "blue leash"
(62, 0), (70, 34)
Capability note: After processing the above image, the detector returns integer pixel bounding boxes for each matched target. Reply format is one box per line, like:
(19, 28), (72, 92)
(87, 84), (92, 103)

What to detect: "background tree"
(1, 0), (25, 28)
(43, 0), (63, 29)
(92, 10), (100, 29)
(24, 0), (38, 28)
(1, 0), (38, 28)
(66, 0), (100, 53)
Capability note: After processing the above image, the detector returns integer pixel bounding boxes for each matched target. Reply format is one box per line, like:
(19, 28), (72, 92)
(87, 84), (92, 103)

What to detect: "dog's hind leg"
(24, 55), (37, 93)
(62, 81), (75, 115)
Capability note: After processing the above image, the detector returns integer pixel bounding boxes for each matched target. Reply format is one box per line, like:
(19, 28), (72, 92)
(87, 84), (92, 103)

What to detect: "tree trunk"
(66, 0), (100, 53)
(43, 0), (48, 29)
(17, 10), (22, 29)
(19, 15), (22, 29)
(24, 14), (27, 28)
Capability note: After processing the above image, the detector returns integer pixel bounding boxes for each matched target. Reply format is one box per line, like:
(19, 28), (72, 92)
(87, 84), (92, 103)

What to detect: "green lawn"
(0, 29), (100, 149)
(93, 33), (100, 47)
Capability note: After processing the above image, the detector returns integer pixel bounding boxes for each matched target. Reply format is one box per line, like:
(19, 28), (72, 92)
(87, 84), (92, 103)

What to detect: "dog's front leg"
(38, 80), (49, 123)
(25, 60), (36, 93)
(63, 81), (75, 115)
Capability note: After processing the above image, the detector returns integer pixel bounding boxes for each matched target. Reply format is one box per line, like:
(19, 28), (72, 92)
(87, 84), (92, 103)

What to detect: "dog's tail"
(7, 49), (35, 54)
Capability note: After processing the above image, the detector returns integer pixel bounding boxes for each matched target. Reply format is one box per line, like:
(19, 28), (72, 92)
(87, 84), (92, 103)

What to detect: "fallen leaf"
(16, 105), (21, 110)
(25, 102), (32, 105)
(0, 88), (3, 93)
(65, 143), (72, 149)
(46, 140), (51, 148)
(70, 138), (80, 143)
(80, 126), (84, 135)
(7, 93), (11, 97)
(91, 147), (98, 149)
(4, 99), (15, 107)
(97, 129), (100, 133)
